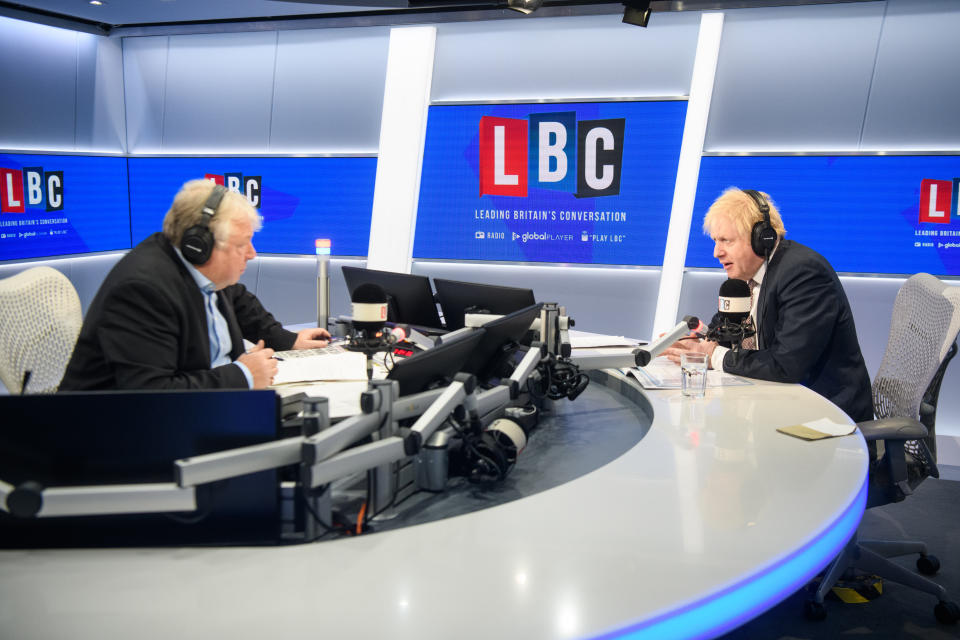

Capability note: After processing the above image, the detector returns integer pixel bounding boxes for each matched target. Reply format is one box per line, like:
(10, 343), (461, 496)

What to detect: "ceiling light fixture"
(506, 0), (543, 15)
(622, 0), (651, 27)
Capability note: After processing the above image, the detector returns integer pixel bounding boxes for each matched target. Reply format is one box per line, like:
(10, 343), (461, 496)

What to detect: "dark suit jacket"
(710, 240), (874, 422)
(60, 233), (296, 390)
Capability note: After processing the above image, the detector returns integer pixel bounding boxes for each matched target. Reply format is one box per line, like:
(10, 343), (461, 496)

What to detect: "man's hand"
(237, 340), (278, 389)
(293, 327), (332, 350)
(662, 337), (718, 367)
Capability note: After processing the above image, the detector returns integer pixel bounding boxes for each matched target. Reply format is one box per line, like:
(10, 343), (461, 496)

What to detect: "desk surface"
(0, 373), (868, 640)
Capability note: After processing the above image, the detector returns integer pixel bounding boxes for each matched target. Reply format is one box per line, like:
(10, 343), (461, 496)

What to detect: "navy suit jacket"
(61, 233), (296, 390)
(711, 240), (874, 422)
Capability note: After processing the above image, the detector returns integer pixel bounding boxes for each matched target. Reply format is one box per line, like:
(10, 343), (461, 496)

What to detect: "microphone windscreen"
(717, 278), (751, 323)
(352, 283), (387, 304)
(351, 283), (388, 331)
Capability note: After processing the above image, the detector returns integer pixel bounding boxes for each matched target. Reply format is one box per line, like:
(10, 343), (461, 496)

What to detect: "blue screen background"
(414, 101), (687, 266)
(0, 153), (130, 261)
(128, 156), (377, 256)
(688, 155), (960, 276)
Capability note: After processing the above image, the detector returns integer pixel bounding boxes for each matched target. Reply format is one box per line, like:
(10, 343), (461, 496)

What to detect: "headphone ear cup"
(180, 225), (214, 265)
(743, 189), (776, 257)
(751, 220), (777, 257)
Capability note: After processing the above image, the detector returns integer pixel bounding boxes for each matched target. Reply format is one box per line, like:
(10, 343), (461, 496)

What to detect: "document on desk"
(569, 330), (645, 349)
(621, 357), (752, 389)
(272, 380), (368, 418)
(777, 418), (857, 441)
(272, 351), (368, 385)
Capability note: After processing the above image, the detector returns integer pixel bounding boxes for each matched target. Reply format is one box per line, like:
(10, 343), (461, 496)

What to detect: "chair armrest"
(856, 417), (928, 442)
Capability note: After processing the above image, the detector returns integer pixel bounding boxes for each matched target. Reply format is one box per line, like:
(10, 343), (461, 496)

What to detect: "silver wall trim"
(432, 96), (689, 106)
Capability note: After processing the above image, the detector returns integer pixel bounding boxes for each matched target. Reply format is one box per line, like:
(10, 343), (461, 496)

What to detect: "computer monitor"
(342, 266), (443, 330)
(460, 304), (542, 384)
(433, 278), (537, 331)
(387, 329), (485, 396)
(0, 389), (281, 547)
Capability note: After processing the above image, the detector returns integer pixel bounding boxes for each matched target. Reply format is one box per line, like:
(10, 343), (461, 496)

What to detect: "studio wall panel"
(861, 0), (960, 150)
(131, 32), (277, 153)
(75, 35), (127, 151)
(122, 36), (170, 153)
(431, 13), (701, 102)
(161, 32), (278, 152)
(704, 3), (885, 151)
(0, 18), (81, 150)
(270, 28), (390, 153)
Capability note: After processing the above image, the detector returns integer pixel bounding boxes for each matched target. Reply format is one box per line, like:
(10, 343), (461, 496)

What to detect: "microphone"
(346, 283), (397, 356)
(635, 315), (700, 367)
(705, 279), (756, 350)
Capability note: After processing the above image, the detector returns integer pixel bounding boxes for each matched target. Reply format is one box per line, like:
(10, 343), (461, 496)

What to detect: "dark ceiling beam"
(0, 0), (881, 38)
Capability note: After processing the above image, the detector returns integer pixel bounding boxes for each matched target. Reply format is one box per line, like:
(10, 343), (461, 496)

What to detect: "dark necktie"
(741, 279), (758, 350)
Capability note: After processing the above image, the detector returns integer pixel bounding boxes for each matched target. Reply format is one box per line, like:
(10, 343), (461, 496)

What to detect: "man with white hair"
(61, 179), (330, 390)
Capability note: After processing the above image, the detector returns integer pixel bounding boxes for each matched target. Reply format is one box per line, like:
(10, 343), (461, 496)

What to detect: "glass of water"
(681, 352), (708, 398)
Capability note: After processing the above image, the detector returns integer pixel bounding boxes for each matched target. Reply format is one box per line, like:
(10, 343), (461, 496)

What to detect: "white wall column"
(652, 12), (724, 336)
(366, 26), (436, 274)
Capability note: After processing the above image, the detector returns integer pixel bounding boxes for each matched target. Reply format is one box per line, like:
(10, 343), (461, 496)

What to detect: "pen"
(273, 355), (284, 361)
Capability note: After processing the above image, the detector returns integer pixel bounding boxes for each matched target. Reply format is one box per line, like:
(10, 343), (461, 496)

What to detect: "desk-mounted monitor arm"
(303, 373), (477, 489)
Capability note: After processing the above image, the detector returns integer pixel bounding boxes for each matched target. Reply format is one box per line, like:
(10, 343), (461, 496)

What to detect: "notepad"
(777, 418), (857, 440)
(272, 351), (367, 385)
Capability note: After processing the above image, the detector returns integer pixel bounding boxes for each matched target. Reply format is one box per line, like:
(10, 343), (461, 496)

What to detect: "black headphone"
(742, 188), (777, 258)
(180, 184), (228, 265)
(467, 431), (511, 484)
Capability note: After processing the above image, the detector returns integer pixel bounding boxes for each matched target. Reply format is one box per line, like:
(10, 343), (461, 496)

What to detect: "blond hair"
(703, 187), (786, 240)
(162, 179), (261, 247)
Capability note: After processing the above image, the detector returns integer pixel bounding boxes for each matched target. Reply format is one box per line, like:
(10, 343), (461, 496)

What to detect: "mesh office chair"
(0, 266), (82, 394)
(806, 273), (960, 624)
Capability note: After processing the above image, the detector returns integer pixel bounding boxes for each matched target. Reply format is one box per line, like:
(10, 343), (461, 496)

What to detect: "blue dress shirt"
(175, 249), (254, 388)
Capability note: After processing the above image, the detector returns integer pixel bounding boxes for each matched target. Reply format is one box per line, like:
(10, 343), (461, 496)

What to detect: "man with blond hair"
(665, 187), (872, 421)
(61, 179), (330, 390)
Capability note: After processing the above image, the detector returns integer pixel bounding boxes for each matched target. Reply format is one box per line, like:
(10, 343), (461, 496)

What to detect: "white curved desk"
(0, 373), (868, 640)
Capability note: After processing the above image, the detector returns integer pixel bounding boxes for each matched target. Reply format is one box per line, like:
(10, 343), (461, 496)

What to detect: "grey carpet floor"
(721, 478), (960, 639)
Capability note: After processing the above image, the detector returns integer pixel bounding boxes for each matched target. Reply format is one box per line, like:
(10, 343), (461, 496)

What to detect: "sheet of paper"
(273, 351), (367, 385)
(272, 380), (368, 418)
(568, 330), (645, 348)
(621, 357), (752, 389)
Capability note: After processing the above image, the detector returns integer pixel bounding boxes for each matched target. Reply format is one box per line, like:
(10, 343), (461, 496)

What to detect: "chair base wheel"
(934, 600), (959, 625)
(917, 554), (940, 576)
(804, 600), (827, 621)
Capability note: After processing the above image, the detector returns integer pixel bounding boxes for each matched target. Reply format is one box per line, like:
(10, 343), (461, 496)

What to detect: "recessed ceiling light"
(89, 1), (105, 6)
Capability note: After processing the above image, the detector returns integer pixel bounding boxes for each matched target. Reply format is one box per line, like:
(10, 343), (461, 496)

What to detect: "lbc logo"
(919, 178), (960, 224)
(205, 173), (262, 208)
(0, 167), (64, 213)
(479, 112), (625, 199)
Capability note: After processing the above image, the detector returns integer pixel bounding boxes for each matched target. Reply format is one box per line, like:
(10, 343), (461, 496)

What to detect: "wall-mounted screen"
(687, 155), (960, 276)
(414, 101), (686, 265)
(128, 156), (377, 256)
(0, 153), (130, 261)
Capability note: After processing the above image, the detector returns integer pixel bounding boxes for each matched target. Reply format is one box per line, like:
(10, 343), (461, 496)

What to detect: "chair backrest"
(874, 274), (960, 421)
(872, 273), (960, 472)
(0, 266), (82, 394)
